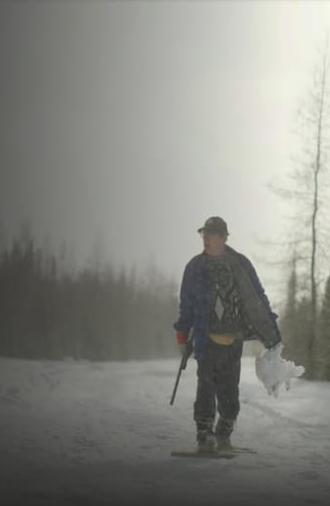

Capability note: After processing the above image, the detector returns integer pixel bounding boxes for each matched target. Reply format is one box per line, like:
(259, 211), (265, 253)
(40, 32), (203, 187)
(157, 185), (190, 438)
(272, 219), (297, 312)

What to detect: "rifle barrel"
(169, 355), (184, 405)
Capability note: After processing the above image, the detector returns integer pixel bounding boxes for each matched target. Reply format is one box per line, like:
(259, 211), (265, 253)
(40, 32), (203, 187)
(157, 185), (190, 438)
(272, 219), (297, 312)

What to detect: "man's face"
(201, 230), (227, 253)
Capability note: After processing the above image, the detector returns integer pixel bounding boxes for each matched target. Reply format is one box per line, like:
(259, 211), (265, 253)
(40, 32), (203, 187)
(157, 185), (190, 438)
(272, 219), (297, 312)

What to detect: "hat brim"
(197, 227), (229, 235)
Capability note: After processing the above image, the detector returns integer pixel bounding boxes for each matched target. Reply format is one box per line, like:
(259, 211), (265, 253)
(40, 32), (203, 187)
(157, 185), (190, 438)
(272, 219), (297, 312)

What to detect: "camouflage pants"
(193, 337), (243, 434)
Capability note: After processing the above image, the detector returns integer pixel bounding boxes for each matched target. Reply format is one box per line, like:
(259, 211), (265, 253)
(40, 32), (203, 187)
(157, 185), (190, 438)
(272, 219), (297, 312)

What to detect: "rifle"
(169, 337), (193, 405)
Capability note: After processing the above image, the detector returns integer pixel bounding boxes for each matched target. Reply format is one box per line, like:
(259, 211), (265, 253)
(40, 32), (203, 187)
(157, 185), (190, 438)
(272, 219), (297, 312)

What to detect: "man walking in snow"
(173, 216), (282, 453)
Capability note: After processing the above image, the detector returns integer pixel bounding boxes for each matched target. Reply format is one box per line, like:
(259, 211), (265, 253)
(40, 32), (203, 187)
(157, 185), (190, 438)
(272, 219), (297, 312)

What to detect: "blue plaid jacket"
(173, 246), (281, 359)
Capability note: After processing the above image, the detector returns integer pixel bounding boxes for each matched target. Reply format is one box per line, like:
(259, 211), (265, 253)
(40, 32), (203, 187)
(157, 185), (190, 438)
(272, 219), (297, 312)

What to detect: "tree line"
(0, 228), (178, 361)
(1, 223), (330, 379)
(280, 252), (330, 381)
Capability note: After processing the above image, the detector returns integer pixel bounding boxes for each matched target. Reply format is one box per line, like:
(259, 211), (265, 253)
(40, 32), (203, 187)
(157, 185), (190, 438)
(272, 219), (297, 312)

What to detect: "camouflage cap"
(197, 216), (229, 235)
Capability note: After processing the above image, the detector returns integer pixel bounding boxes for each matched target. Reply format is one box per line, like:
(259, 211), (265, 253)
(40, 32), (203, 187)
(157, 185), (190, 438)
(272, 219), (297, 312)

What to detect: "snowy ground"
(1, 352), (330, 506)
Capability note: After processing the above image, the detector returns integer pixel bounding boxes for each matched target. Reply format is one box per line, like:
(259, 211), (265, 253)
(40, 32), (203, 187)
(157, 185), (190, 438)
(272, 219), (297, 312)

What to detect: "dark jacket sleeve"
(242, 255), (282, 346)
(242, 256), (278, 319)
(173, 262), (194, 335)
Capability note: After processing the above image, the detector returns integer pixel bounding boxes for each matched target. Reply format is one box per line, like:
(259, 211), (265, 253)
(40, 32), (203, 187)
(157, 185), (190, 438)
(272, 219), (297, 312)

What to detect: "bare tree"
(266, 33), (330, 378)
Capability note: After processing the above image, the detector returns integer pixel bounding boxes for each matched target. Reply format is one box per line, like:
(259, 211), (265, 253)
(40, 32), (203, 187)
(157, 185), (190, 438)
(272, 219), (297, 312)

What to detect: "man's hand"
(178, 342), (188, 357)
(266, 341), (282, 352)
(176, 332), (193, 358)
(178, 340), (193, 359)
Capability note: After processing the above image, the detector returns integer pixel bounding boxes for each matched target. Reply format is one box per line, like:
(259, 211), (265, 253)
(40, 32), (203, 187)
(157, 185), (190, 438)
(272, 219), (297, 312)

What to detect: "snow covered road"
(1, 355), (330, 506)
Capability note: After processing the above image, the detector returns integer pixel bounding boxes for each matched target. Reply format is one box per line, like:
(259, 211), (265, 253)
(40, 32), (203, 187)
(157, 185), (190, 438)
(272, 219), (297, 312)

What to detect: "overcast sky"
(1, 0), (330, 308)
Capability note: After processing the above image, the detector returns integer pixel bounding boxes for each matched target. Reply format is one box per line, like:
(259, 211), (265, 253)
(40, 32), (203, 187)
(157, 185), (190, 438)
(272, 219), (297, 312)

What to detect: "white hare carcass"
(255, 343), (305, 397)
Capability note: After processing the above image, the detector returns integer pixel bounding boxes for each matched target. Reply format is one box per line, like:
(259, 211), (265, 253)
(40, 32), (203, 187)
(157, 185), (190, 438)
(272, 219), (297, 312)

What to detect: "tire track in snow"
(241, 397), (328, 434)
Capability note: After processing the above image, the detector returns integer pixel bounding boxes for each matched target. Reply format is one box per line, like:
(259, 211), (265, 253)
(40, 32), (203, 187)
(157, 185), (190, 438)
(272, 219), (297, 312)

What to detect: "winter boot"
(196, 429), (216, 453)
(215, 417), (235, 451)
(215, 434), (233, 451)
(196, 419), (216, 453)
